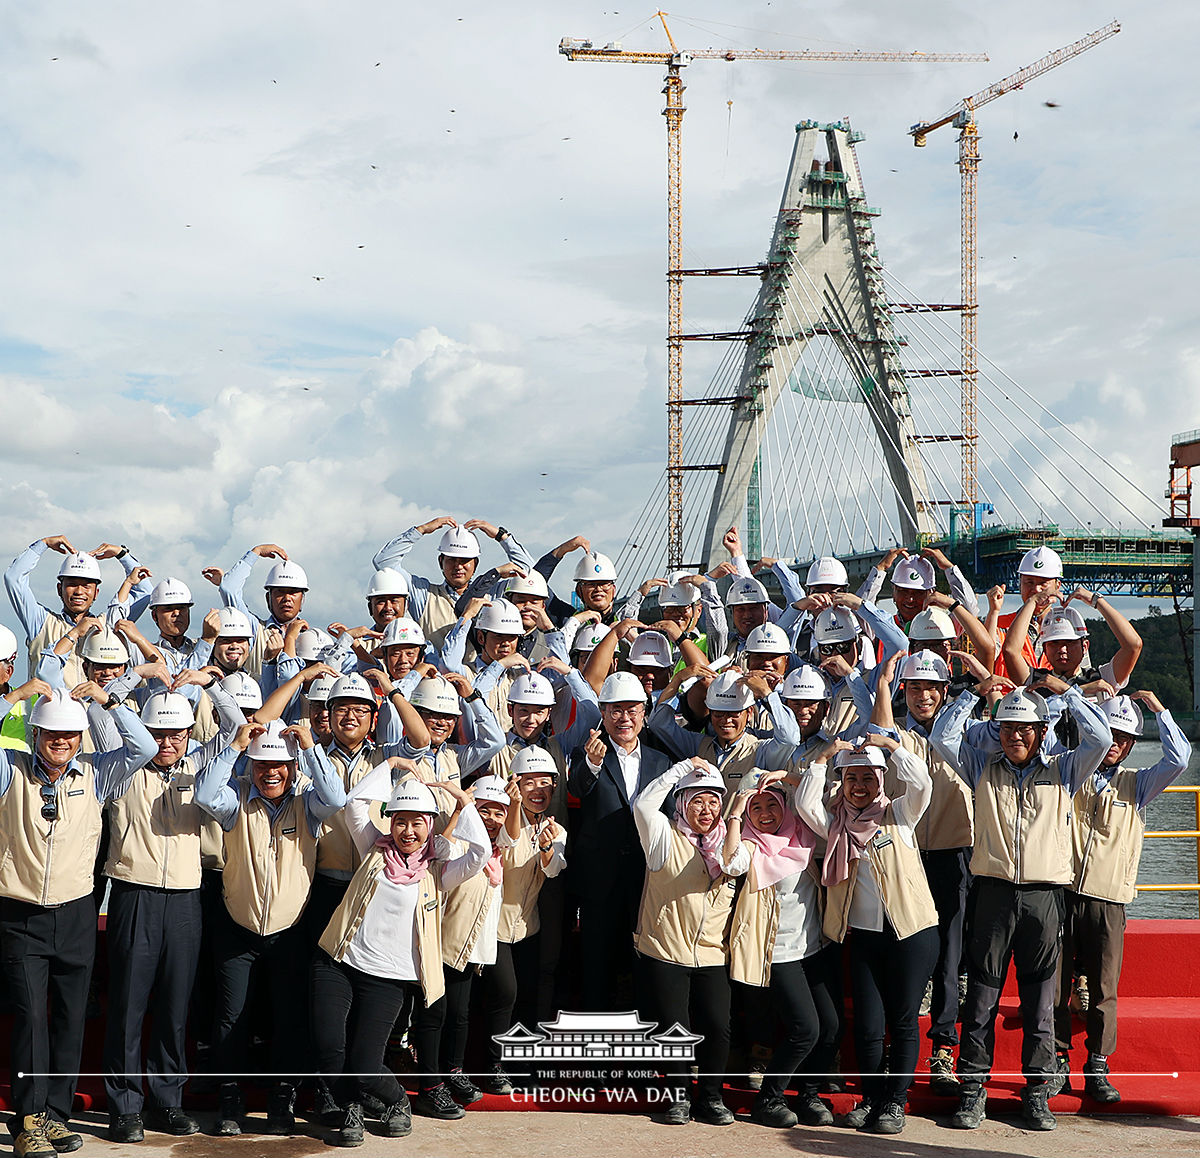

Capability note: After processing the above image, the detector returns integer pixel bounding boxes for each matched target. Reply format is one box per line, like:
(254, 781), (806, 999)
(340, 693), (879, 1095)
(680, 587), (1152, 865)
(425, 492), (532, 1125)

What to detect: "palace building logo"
(494, 1011), (702, 1063)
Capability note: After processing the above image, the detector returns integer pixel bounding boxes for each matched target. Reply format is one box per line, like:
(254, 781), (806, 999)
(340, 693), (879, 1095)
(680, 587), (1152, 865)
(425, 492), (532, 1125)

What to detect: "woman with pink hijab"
(796, 737), (939, 1137)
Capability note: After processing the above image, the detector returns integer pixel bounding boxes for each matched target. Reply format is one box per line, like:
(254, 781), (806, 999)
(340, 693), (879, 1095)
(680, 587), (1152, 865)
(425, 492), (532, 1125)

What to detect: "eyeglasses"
(999, 723), (1038, 738)
(580, 580), (615, 590)
(818, 641), (855, 657)
(39, 782), (57, 823)
(604, 705), (644, 719)
(330, 705), (373, 719)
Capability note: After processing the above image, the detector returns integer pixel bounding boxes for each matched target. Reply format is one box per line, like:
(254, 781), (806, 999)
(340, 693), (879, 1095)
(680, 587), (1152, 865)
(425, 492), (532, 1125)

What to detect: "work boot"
(145, 1106), (199, 1136)
(749, 1093), (797, 1128)
(446, 1069), (483, 1105)
(339, 1103), (365, 1148)
(865, 1101), (906, 1135)
(381, 1095), (412, 1138)
(840, 1099), (876, 1129)
(108, 1113), (144, 1143)
(13, 1116), (56, 1158)
(1083, 1055), (1121, 1104)
(413, 1083), (465, 1120)
(690, 1096), (734, 1126)
(1047, 1050), (1071, 1096)
(662, 1099), (690, 1126)
(214, 1086), (243, 1137)
(264, 1082), (296, 1135)
(313, 1078), (342, 1127)
(1021, 1083), (1057, 1131)
(36, 1115), (82, 1154)
(796, 1092), (834, 1126)
(929, 1045), (960, 1096)
(481, 1064), (514, 1095)
(950, 1082), (987, 1129)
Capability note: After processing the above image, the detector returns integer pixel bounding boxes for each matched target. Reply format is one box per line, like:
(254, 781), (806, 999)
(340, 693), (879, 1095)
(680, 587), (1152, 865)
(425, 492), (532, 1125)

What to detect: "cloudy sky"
(0, 1), (1194, 626)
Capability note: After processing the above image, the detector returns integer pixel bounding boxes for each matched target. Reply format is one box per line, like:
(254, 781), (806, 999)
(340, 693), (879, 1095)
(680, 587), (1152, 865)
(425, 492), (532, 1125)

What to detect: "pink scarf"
(674, 790), (727, 880)
(821, 775), (890, 888)
(375, 833), (435, 886)
(742, 789), (816, 890)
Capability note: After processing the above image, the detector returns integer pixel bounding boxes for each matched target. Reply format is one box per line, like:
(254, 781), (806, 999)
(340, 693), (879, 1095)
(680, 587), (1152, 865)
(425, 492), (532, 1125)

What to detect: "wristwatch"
(116, 545), (129, 560)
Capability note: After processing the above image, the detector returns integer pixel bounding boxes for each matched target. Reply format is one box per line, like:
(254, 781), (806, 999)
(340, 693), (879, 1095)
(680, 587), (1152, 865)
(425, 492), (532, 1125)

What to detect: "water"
(1124, 739), (1199, 919)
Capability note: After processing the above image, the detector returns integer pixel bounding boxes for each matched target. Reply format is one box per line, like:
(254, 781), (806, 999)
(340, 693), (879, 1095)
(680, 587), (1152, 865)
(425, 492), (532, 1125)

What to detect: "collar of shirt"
(33, 759), (82, 785)
(248, 777), (302, 806)
(904, 714), (931, 738)
(329, 738), (373, 763)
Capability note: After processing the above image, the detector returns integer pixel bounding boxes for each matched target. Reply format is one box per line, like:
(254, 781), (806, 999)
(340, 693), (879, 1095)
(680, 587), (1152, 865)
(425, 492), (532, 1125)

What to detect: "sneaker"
(662, 1099), (690, 1126)
(1083, 1056), (1121, 1104)
(214, 1086), (243, 1136)
(929, 1045), (960, 1096)
(264, 1083), (296, 1135)
(108, 1112), (145, 1143)
(145, 1106), (199, 1136)
(1047, 1050), (1071, 1097)
(866, 1101), (905, 1135)
(446, 1070), (484, 1105)
(481, 1064), (514, 1095)
(690, 1097), (734, 1126)
(796, 1093), (834, 1126)
(840, 1100), (876, 1129)
(1021, 1084), (1057, 1132)
(919, 979), (933, 1017)
(13, 1117), (56, 1158)
(37, 1116), (83, 1154)
(339, 1103), (365, 1148)
(361, 1092), (387, 1120)
(413, 1083), (466, 1120)
(750, 1094), (797, 1129)
(381, 1097), (412, 1138)
(950, 1083), (987, 1130)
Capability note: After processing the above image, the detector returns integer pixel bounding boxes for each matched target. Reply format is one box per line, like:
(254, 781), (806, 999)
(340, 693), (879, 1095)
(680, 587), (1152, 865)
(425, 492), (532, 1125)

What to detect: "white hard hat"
(1019, 546), (1063, 579)
(571, 622), (611, 653)
(892, 556), (936, 591)
(438, 526), (480, 559)
(57, 553), (102, 582)
(29, 689), (88, 731)
(1040, 611), (1088, 644)
(628, 631), (673, 669)
(573, 552), (617, 583)
(476, 598), (523, 636)
(381, 617), (426, 649)
(0, 624), (17, 660)
(221, 671), (263, 711)
(140, 692), (195, 730)
(900, 650), (951, 684)
(328, 673), (377, 707)
(149, 577), (193, 607)
(781, 664), (831, 702)
(410, 676), (462, 716)
(385, 777), (440, 815)
(215, 607), (254, 639)
(1100, 695), (1144, 737)
(507, 671), (556, 707)
(599, 671), (646, 704)
(246, 719), (297, 762)
(705, 670), (755, 712)
(995, 688), (1050, 724)
(813, 607), (860, 645)
(909, 607), (956, 642)
(294, 627), (334, 663)
(726, 576), (769, 606)
(676, 764), (727, 798)
(744, 623), (791, 655)
(366, 568), (409, 599)
(511, 745), (559, 780)
(806, 557), (848, 588)
(80, 626), (129, 666)
(306, 674), (337, 704)
(471, 774), (512, 806)
(263, 559), (309, 590)
(834, 746), (887, 770)
(658, 574), (700, 607)
(505, 571), (549, 600)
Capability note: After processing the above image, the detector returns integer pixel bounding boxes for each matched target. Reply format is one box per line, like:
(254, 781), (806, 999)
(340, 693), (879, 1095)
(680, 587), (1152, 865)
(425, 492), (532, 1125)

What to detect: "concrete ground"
(38, 1108), (1200, 1158)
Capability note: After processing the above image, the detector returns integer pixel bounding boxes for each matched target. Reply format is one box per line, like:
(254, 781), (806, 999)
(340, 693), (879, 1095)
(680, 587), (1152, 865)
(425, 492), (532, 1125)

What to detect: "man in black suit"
(567, 671), (671, 1011)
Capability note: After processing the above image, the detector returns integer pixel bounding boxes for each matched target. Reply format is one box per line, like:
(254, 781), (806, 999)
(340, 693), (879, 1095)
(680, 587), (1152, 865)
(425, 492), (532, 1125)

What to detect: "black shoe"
(1083, 1057), (1121, 1104)
(446, 1070), (483, 1105)
(213, 1087), (243, 1137)
(313, 1079), (343, 1127)
(339, 1103), (365, 1148)
(796, 1092), (834, 1126)
(264, 1084), (296, 1136)
(866, 1101), (905, 1135)
(1022, 1084), (1057, 1131)
(413, 1084), (465, 1120)
(690, 1097), (734, 1126)
(381, 1097), (412, 1138)
(361, 1092), (387, 1120)
(662, 1099), (690, 1126)
(145, 1106), (199, 1137)
(108, 1113), (144, 1144)
(840, 1100), (876, 1129)
(750, 1094), (797, 1129)
(1047, 1050), (1071, 1097)
(481, 1064), (513, 1095)
(950, 1083), (986, 1130)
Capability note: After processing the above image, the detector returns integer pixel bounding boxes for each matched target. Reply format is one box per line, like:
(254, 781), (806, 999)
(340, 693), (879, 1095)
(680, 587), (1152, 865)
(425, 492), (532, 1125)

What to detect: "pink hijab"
(821, 768), (890, 888)
(375, 833), (435, 886)
(674, 787), (727, 880)
(742, 786), (816, 890)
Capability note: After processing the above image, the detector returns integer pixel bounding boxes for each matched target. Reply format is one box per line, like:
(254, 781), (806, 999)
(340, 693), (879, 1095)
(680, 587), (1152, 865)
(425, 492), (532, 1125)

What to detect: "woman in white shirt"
(310, 768), (487, 1147)
(796, 739), (939, 1136)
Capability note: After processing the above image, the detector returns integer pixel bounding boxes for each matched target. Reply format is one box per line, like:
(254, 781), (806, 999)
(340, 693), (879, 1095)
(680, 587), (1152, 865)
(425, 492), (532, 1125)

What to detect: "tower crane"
(909, 20), (1120, 511)
(561, 12), (986, 568)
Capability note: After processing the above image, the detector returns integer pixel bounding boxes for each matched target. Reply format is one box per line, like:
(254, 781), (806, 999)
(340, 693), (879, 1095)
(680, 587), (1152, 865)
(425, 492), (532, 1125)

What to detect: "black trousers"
(191, 868), (224, 1051)
(959, 877), (1064, 1083)
(484, 936), (541, 1064)
(0, 894), (96, 1125)
(743, 943), (841, 1099)
(576, 866), (641, 1011)
(849, 924), (939, 1105)
(440, 964), (477, 1074)
(922, 847), (971, 1047)
(311, 952), (444, 1101)
(103, 881), (202, 1114)
(640, 956), (730, 1102)
(535, 876), (567, 1022)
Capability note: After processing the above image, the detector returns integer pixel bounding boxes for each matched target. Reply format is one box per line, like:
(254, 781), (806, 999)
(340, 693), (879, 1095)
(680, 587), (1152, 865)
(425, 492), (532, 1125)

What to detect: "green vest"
(0, 697), (29, 753)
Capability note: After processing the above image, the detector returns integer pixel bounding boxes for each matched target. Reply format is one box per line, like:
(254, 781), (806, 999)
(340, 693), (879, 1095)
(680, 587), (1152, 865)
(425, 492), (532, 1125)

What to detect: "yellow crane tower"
(908, 20), (1120, 510)
(561, 12), (986, 568)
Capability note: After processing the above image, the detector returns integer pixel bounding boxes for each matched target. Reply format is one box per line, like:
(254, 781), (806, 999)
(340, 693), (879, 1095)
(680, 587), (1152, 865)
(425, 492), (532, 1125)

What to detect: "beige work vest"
(420, 584), (466, 655)
(318, 745), (387, 876)
(498, 821), (551, 943)
(727, 856), (825, 987)
(28, 615), (83, 690)
(885, 728), (973, 851)
(697, 733), (762, 815)
(1072, 766), (1144, 904)
(441, 870), (497, 971)
(971, 756), (1072, 885)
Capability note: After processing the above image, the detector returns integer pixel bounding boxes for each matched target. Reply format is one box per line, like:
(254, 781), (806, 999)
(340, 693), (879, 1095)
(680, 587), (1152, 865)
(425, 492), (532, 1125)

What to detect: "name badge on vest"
(68, 789), (85, 797)
(282, 826), (297, 836)
(176, 784), (192, 792)
(424, 900), (438, 912)
(727, 770), (743, 780)
(872, 833), (893, 850)
(1112, 801), (1128, 809)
